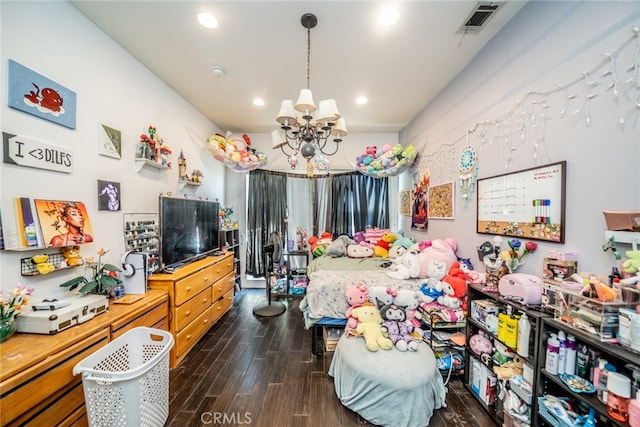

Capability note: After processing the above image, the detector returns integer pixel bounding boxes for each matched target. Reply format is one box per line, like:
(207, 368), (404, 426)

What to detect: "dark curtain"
(245, 170), (287, 277)
(330, 172), (389, 235)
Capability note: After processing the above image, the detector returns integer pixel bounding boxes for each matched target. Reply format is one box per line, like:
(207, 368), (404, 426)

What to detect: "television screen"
(159, 196), (219, 270)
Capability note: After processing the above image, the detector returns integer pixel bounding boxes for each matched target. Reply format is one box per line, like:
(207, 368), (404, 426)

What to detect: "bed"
(300, 255), (452, 426)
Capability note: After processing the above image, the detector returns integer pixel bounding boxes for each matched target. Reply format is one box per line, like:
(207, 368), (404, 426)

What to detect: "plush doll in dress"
(417, 259), (448, 303)
(353, 305), (393, 352)
(438, 261), (468, 310)
(380, 304), (418, 351)
(393, 288), (425, 340)
(344, 283), (370, 337)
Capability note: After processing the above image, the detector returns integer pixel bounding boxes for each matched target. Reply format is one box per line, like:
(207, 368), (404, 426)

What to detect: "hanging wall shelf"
(134, 158), (170, 173)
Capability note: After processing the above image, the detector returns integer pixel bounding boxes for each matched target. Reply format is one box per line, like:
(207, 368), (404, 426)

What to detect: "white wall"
(0, 1), (224, 300)
(399, 1), (640, 276)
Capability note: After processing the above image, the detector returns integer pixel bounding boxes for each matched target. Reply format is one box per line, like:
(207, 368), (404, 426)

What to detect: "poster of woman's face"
(97, 180), (121, 211)
(34, 200), (93, 247)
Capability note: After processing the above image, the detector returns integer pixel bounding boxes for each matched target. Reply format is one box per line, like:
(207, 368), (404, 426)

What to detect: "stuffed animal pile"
(353, 143), (418, 178)
(207, 132), (267, 172)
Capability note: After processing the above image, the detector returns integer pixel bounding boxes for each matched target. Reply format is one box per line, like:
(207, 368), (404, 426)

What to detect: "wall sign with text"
(2, 132), (73, 174)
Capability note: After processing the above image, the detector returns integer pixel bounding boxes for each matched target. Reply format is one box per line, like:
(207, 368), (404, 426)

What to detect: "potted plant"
(60, 248), (123, 295)
(0, 283), (34, 342)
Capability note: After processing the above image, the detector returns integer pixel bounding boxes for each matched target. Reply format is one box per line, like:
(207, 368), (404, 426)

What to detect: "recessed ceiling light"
(356, 96), (368, 105)
(253, 98), (265, 107)
(378, 4), (399, 27)
(197, 12), (219, 29)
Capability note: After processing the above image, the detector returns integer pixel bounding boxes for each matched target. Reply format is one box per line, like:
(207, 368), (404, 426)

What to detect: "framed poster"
(97, 180), (121, 211)
(7, 59), (77, 129)
(34, 199), (93, 247)
(411, 171), (430, 231)
(99, 124), (122, 159)
(399, 190), (412, 216)
(476, 161), (566, 243)
(428, 182), (455, 219)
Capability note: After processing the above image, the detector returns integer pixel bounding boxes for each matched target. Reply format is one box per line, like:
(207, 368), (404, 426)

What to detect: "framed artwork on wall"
(97, 180), (121, 211)
(399, 190), (412, 216)
(428, 182), (455, 220)
(34, 200), (93, 247)
(411, 170), (430, 231)
(99, 124), (122, 159)
(476, 161), (566, 243)
(7, 59), (77, 129)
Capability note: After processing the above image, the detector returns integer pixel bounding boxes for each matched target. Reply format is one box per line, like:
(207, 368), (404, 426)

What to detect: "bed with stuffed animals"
(298, 232), (472, 426)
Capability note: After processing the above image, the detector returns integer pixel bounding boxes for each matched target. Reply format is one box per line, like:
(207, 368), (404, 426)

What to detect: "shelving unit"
(219, 228), (241, 290)
(423, 313), (466, 379)
(605, 230), (640, 250)
(123, 213), (159, 274)
(465, 283), (550, 426)
(20, 252), (83, 276)
(133, 158), (170, 172)
(177, 180), (202, 191)
(537, 317), (640, 426)
(268, 251), (308, 298)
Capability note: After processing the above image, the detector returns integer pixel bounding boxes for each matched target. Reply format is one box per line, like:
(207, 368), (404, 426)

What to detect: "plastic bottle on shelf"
(576, 344), (591, 379)
(564, 334), (577, 375)
(607, 371), (631, 422)
(593, 359), (608, 393)
(545, 333), (560, 375)
(597, 363), (616, 404)
(516, 311), (530, 358)
(557, 330), (567, 375)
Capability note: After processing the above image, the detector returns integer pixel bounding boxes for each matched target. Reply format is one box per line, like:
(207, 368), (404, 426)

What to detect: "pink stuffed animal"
(344, 283), (370, 337)
(416, 239), (458, 278)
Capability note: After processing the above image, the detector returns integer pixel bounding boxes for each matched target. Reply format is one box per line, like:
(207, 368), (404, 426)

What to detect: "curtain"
(330, 172), (389, 236)
(245, 170), (287, 277)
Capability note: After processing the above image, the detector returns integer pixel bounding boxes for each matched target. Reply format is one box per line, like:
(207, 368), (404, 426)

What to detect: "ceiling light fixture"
(197, 12), (219, 29)
(273, 13), (347, 172)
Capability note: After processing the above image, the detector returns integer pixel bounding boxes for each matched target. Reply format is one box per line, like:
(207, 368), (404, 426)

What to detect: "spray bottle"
(626, 364), (640, 427)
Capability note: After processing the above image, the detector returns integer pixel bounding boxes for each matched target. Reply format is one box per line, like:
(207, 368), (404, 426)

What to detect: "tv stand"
(148, 253), (234, 367)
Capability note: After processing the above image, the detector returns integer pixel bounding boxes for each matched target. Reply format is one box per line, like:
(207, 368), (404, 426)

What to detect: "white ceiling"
(71, 1), (528, 134)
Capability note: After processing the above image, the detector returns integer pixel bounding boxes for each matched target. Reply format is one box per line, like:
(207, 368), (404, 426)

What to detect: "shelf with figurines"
(134, 125), (172, 172)
(177, 150), (203, 190)
(20, 247), (84, 277)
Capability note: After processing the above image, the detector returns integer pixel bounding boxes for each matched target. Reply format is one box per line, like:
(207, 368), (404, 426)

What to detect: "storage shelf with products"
(123, 213), (159, 274)
(465, 283), (551, 427)
(537, 317), (640, 427)
(219, 228), (241, 290)
(268, 251), (308, 298)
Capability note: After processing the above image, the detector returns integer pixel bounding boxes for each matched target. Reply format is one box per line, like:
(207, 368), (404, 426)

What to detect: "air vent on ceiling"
(456, 2), (504, 34)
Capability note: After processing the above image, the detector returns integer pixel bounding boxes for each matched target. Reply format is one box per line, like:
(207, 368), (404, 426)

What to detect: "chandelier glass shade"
(273, 13), (347, 171)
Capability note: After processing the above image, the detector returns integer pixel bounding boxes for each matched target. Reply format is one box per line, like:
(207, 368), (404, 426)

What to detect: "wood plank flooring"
(167, 289), (497, 426)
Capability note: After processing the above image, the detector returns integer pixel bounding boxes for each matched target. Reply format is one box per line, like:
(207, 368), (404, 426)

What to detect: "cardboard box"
(471, 299), (501, 328)
(323, 326), (344, 352)
(603, 210), (640, 231)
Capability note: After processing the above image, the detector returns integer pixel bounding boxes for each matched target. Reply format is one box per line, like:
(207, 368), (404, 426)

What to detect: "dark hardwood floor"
(167, 289), (497, 426)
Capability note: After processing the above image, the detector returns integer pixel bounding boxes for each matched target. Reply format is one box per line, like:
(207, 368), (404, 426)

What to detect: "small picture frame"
(428, 182), (455, 220)
(99, 124), (122, 159)
(399, 190), (412, 216)
(97, 180), (121, 211)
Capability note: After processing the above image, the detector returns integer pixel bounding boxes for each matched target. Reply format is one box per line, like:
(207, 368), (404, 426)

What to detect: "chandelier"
(272, 13), (347, 172)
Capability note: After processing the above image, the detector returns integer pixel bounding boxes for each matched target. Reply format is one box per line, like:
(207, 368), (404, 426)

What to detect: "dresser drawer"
(111, 298), (168, 340)
(174, 267), (213, 306)
(212, 271), (235, 302)
(174, 287), (211, 331)
(0, 329), (109, 426)
(19, 380), (86, 427)
(210, 257), (233, 284)
(174, 306), (214, 358)
(212, 289), (234, 325)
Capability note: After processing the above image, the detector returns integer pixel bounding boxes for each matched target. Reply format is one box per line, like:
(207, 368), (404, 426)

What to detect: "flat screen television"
(158, 196), (220, 271)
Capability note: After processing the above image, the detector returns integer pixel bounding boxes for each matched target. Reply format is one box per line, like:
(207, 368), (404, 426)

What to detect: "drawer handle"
(186, 286), (192, 291)
(187, 334), (192, 341)
(204, 319), (210, 324)
(186, 311), (191, 316)
(204, 277), (209, 281)
(203, 298), (209, 303)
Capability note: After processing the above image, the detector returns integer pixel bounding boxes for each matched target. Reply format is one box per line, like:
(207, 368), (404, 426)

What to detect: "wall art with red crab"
(8, 59), (77, 129)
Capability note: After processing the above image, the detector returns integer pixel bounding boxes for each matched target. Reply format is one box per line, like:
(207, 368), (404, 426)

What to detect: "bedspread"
(303, 269), (424, 323)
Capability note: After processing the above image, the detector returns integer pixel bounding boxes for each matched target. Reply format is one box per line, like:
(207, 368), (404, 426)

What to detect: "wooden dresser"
(0, 289), (168, 427)
(147, 253), (234, 368)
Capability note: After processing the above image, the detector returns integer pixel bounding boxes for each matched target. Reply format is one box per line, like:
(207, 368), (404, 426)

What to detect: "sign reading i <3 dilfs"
(2, 132), (73, 173)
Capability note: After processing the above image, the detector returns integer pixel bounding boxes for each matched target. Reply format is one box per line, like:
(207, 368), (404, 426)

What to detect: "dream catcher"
(458, 143), (478, 206)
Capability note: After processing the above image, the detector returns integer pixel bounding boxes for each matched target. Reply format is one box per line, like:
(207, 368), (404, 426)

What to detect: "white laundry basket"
(73, 327), (174, 427)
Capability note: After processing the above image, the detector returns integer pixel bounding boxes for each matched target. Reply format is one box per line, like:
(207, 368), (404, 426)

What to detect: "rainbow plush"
(353, 143), (418, 178)
(207, 132), (267, 172)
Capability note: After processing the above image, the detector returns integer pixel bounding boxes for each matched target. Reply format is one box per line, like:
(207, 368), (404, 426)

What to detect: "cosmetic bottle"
(564, 334), (577, 375)
(597, 363), (616, 404)
(557, 330), (567, 375)
(607, 371), (631, 422)
(517, 311), (531, 357)
(593, 359), (608, 393)
(545, 333), (559, 375)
